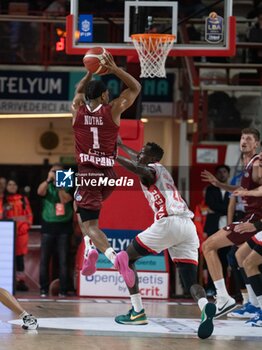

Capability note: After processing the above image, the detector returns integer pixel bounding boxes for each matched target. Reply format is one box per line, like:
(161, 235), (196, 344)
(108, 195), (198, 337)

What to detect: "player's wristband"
(253, 220), (262, 231)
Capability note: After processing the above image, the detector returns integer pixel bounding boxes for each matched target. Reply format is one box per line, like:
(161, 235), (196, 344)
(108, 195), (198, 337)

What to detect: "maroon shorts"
(224, 212), (262, 246)
(74, 164), (117, 211)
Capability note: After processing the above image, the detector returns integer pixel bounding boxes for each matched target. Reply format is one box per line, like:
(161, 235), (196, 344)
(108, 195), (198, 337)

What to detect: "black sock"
(239, 267), (249, 284)
(248, 274), (262, 297)
(190, 284), (207, 302)
(233, 266), (246, 289)
(177, 263), (198, 295)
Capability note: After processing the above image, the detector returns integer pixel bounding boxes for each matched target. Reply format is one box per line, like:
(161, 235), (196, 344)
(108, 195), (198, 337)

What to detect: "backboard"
(66, 0), (236, 57)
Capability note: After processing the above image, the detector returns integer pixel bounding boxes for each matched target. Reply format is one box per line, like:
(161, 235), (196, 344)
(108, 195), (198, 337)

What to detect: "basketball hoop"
(131, 33), (176, 78)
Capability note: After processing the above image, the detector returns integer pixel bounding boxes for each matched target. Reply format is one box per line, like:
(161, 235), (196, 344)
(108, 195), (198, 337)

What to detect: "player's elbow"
(136, 82), (142, 94)
(132, 81), (141, 97)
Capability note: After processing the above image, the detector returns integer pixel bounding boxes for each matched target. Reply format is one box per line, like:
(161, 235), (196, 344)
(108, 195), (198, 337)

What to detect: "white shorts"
(136, 216), (200, 265)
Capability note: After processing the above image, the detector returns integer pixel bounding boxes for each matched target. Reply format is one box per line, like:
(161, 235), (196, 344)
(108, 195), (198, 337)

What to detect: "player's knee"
(202, 238), (214, 255)
(202, 240), (208, 253)
(235, 246), (246, 266)
(242, 256), (254, 273)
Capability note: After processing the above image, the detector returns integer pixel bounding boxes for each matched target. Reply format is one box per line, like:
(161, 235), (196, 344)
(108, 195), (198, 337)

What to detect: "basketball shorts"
(74, 164), (117, 211)
(224, 212), (262, 246)
(247, 231), (262, 256)
(135, 216), (200, 265)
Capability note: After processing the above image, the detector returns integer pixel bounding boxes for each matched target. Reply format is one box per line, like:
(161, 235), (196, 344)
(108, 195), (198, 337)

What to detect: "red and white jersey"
(141, 163), (194, 221)
(73, 103), (119, 168)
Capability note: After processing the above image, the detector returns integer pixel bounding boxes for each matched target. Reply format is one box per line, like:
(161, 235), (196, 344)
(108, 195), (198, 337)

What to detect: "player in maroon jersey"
(232, 183), (262, 326)
(201, 128), (262, 317)
(71, 53), (141, 288)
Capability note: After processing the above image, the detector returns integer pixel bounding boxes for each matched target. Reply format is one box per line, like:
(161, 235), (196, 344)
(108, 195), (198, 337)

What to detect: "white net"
(131, 34), (175, 78)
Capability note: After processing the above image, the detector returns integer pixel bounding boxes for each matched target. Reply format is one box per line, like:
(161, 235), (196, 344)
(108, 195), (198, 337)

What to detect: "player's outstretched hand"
(234, 222), (256, 234)
(232, 187), (248, 197)
(100, 52), (118, 74)
(72, 93), (85, 110)
(201, 170), (218, 186)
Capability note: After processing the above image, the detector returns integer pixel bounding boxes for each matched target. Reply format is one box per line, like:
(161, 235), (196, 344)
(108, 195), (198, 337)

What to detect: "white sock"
(198, 297), (208, 312)
(241, 292), (249, 305)
(214, 278), (230, 298)
(257, 295), (262, 310)
(130, 293), (143, 312)
(104, 247), (117, 264)
(84, 236), (95, 257)
(246, 284), (259, 307)
(19, 311), (29, 319)
(84, 236), (91, 257)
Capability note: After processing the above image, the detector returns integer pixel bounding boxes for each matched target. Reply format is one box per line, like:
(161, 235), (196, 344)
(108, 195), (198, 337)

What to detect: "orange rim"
(131, 33), (176, 44)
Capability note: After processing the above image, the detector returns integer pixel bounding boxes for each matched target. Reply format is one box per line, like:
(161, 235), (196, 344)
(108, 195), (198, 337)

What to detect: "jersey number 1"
(90, 127), (100, 149)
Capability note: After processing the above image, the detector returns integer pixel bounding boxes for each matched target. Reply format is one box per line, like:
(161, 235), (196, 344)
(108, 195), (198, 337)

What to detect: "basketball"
(83, 47), (109, 75)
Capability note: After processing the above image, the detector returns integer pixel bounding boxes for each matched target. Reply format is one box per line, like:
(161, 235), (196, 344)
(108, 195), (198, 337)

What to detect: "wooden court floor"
(0, 296), (261, 350)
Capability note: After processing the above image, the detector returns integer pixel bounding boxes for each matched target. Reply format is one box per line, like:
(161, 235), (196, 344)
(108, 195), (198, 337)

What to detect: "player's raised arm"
(233, 185), (262, 197)
(201, 170), (238, 192)
(101, 54), (141, 124)
(117, 155), (155, 186)
(71, 71), (93, 124)
(117, 135), (139, 161)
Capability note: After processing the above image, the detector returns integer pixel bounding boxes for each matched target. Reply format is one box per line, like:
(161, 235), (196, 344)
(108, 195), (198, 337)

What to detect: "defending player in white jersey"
(114, 140), (200, 326)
